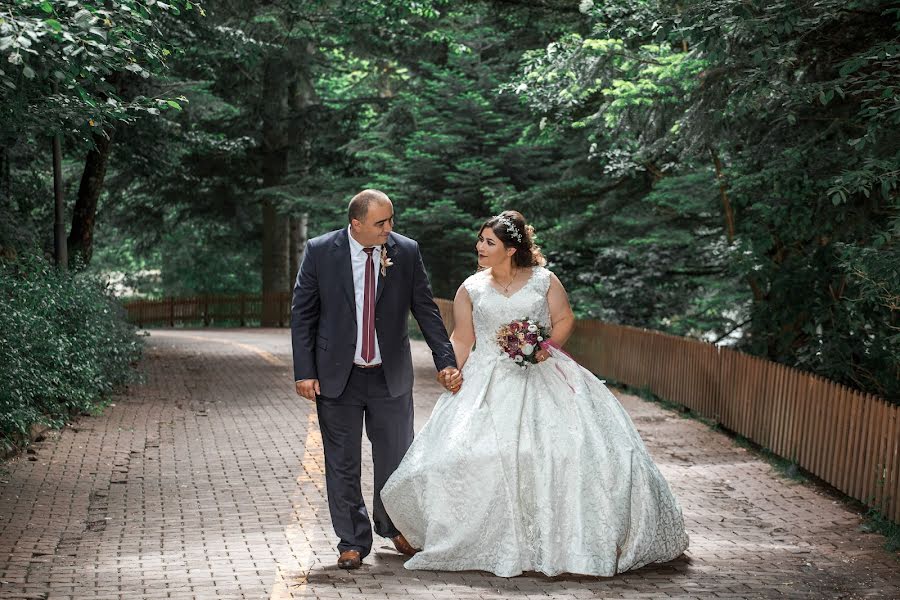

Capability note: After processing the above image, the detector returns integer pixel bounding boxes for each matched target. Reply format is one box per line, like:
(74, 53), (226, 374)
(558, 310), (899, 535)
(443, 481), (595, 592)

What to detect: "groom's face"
(351, 200), (394, 247)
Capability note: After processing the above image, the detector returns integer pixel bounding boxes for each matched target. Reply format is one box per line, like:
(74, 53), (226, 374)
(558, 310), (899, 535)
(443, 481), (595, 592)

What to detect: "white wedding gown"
(381, 267), (689, 577)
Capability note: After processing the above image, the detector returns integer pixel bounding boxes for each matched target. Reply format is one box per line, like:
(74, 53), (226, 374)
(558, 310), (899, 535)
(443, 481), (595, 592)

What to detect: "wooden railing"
(436, 298), (898, 524)
(125, 294), (899, 525)
(123, 293), (292, 327)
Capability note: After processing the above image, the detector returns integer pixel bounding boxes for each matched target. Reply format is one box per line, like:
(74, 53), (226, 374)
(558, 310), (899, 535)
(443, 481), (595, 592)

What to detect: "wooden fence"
(437, 298), (898, 524)
(126, 294), (899, 525)
(124, 293), (292, 327)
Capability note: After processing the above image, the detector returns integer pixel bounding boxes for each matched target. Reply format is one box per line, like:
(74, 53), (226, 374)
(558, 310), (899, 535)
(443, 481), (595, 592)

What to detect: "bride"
(381, 211), (689, 578)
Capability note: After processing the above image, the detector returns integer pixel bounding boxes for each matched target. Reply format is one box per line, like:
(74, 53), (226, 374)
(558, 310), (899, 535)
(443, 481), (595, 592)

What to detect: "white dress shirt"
(347, 226), (382, 366)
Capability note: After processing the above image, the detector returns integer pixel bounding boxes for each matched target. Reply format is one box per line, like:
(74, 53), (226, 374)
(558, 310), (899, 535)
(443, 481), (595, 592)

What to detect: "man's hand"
(437, 367), (463, 394)
(295, 379), (320, 401)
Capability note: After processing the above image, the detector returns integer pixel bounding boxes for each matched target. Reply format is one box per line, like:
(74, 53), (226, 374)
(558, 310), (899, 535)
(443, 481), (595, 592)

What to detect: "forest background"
(1, 0), (897, 408)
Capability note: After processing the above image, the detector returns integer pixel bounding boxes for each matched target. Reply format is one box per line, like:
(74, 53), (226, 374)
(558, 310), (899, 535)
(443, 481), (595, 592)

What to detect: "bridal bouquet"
(496, 318), (550, 367)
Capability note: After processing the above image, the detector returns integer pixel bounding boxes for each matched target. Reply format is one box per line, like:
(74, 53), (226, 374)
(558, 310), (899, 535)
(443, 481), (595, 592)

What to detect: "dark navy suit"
(291, 228), (455, 556)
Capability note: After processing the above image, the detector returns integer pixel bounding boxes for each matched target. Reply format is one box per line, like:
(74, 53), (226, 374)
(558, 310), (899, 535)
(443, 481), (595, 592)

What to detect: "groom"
(291, 189), (462, 569)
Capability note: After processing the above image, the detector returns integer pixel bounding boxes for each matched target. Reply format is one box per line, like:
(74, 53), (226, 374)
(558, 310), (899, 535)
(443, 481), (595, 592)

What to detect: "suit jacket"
(291, 228), (456, 398)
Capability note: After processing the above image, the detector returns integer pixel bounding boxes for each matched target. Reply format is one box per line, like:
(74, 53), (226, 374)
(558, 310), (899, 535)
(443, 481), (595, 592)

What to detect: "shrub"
(0, 253), (143, 453)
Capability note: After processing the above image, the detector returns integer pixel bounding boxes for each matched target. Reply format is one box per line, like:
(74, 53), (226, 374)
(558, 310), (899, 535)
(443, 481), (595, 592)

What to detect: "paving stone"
(1, 329), (897, 599)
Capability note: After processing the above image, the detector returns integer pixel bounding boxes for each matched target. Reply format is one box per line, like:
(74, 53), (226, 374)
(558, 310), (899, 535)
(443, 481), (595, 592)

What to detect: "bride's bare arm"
(449, 284), (476, 370)
(547, 272), (576, 347)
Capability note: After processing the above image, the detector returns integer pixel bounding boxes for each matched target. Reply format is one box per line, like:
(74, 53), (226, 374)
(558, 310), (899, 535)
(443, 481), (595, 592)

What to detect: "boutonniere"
(380, 245), (394, 276)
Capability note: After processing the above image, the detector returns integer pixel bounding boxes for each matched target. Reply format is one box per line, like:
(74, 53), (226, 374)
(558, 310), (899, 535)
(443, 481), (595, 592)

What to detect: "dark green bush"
(0, 254), (143, 453)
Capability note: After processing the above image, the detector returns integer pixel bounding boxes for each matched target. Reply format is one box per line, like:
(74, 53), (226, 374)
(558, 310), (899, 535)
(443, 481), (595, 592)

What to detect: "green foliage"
(0, 253), (143, 453)
(158, 220), (260, 296)
(81, 0), (448, 292)
(3, 0), (896, 406)
(0, 0), (200, 142)
(511, 0), (900, 399)
(862, 505), (900, 554)
(351, 2), (577, 296)
(89, 216), (261, 298)
(612, 172), (743, 337)
(0, 136), (56, 253)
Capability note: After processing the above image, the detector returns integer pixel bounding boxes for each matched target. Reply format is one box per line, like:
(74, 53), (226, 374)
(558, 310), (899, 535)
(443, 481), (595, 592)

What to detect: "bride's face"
(476, 227), (514, 269)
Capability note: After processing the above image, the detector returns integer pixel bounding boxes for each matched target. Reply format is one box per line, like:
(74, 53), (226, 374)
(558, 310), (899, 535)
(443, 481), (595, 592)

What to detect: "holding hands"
(437, 367), (463, 393)
(298, 366), (464, 401)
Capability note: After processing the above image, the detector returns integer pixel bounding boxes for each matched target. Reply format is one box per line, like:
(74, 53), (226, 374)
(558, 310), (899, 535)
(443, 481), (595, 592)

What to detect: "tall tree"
(512, 0), (900, 397)
(0, 0), (198, 265)
(192, 0), (450, 323)
(351, 1), (575, 296)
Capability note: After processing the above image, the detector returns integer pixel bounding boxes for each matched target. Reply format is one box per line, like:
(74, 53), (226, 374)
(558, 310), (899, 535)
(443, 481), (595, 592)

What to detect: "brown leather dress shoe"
(391, 534), (419, 557)
(337, 550), (361, 569)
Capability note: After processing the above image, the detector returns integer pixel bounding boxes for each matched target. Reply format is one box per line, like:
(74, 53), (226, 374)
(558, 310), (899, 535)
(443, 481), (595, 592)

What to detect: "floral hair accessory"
(494, 215), (523, 243)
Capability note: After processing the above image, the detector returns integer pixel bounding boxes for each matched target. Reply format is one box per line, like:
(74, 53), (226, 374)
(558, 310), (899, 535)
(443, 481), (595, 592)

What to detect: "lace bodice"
(462, 266), (553, 357)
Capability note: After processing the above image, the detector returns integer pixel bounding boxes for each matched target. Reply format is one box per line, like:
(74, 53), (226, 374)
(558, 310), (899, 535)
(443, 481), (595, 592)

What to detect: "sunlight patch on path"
(148, 329), (286, 366)
(269, 414), (325, 598)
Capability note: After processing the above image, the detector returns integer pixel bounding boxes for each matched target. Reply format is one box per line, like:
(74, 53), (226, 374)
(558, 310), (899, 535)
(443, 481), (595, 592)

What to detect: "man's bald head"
(348, 189), (394, 247)
(348, 189), (391, 223)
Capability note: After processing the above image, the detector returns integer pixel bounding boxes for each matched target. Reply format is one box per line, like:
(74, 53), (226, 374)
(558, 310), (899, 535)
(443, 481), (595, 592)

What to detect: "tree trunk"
(68, 130), (114, 268)
(285, 49), (317, 291)
(260, 54), (291, 326)
(262, 199), (290, 325)
(52, 134), (67, 270)
(709, 147), (735, 243)
(0, 144), (9, 206)
(0, 143), (14, 260)
(288, 56), (317, 173)
(708, 147), (778, 357)
(289, 213), (308, 284)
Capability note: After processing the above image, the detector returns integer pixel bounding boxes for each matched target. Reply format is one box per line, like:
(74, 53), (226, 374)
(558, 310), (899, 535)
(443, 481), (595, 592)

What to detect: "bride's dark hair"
(480, 211), (546, 268)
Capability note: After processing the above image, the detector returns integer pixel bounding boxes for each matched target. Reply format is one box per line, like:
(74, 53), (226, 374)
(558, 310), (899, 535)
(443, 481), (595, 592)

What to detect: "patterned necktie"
(361, 247), (376, 363)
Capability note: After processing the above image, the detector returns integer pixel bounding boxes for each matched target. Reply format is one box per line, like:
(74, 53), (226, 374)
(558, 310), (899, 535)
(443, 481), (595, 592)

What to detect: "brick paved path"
(1, 329), (897, 599)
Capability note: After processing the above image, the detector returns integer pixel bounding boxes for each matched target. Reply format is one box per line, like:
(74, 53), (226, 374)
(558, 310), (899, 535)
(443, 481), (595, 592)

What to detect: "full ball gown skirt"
(381, 267), (689, 577)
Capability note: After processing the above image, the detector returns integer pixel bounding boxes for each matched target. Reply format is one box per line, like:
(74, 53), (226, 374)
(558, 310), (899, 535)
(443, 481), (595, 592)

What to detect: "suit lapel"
(375, 235), (397, 304)
(333, 229), (356, 320)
